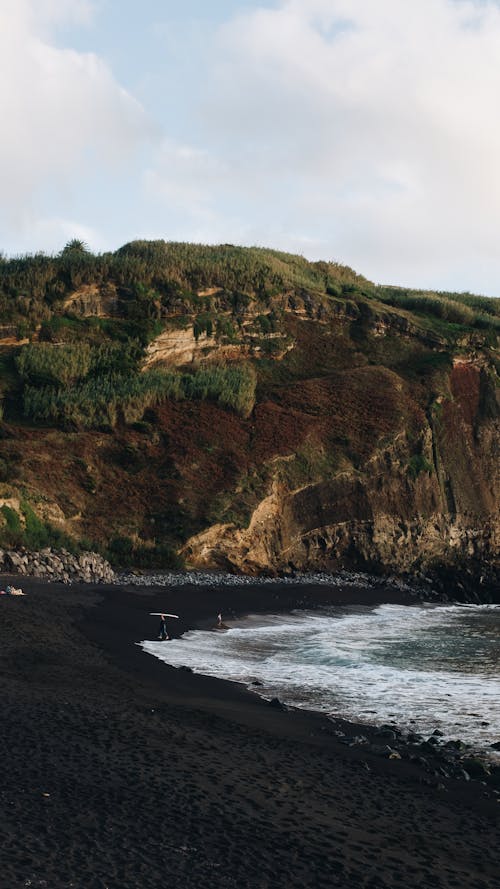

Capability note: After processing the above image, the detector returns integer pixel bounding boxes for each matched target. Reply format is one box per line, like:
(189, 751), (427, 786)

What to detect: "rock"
(6, 552), (24, 569)
(369, 745), (396, 757)
(489, 767), (500, 788)
(349, 735), (368, 746)
(374, 728), (398, 741)
(268, 697), (288, 711)
(419, 741), (438, 755)
(1, 547), (116, 584)
(380, 724), (402, 735)
(410, 754), (429, 769)
(490, 741), (500, 751)
(461, 758), (491, 778)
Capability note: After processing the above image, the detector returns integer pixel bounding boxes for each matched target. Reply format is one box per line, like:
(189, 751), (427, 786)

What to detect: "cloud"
(6, 0), (500, 292)
(0, 0), (148, 251)
(22, 215), (99, 253)
(12, 0), (95, 29)
(148, 0), (500, 291)
(144, 139), (226, 223)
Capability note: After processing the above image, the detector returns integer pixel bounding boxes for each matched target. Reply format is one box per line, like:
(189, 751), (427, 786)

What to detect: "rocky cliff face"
(143, 326), (253, 368)
(0, 244), (498, 587)
(63, 284), (119, 317)
(182, 356), (499, 586)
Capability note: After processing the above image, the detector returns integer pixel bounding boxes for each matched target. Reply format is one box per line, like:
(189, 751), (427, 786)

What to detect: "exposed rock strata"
(143, 322), (291, 368)
(182, 358), (499, 586)
(63, 284), (119, 318)
(143, 326), (253, 368)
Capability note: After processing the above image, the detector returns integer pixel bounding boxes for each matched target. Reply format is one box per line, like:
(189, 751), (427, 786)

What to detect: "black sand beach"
(0, 577), (498, 889)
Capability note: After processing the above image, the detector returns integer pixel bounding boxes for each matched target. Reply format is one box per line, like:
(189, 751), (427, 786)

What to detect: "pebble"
(117, 568), (431, 593)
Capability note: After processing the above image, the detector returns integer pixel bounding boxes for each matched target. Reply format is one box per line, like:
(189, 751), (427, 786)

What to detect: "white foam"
(142, 603), (500, 755)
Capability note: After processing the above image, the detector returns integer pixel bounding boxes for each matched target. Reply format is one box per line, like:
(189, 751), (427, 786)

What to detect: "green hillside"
(0, 240), (498, 579)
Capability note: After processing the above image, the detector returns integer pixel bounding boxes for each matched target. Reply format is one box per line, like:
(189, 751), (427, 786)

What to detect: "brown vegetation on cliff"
(0, 241), (498, 581)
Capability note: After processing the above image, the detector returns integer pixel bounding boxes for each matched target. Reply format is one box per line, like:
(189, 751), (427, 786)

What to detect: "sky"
(2, 0), (500, 295)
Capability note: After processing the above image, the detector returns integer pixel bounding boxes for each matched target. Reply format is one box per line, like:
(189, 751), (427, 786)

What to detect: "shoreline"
(1, 574), (499, 888)
(143, 597), (500, 765)
(137, 579), (500, 774)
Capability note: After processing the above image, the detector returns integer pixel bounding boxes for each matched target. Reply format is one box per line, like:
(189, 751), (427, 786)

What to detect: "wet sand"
(0, 576), (498, 888)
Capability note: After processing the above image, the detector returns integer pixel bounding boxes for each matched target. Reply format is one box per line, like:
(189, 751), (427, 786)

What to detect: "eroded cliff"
(0, 241), (498, 585)
(181, 355), (499, 585)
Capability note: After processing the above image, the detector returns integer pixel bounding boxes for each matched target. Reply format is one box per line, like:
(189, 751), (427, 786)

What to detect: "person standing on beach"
(159, 614), (169, 641)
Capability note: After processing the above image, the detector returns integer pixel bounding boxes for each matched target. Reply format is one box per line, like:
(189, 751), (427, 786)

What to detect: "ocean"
(142, 601), (500, 756)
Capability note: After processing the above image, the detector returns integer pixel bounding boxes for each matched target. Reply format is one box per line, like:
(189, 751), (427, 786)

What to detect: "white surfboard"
(150, 612), (179, 618)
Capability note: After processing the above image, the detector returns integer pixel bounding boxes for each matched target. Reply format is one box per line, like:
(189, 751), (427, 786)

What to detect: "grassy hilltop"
(0, 239), (498, 577)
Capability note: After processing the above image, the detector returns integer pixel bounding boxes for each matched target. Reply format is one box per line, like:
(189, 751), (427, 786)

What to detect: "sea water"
(142, 602), (500, 755)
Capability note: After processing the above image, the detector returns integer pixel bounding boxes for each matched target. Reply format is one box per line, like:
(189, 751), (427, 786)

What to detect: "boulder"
(461, 758), (491, 778)
(2, 547), (116, 584)
(268, 698), (288, 711)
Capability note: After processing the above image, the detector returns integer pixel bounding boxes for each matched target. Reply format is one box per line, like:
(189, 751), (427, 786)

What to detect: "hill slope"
(0, 240), (498, 586)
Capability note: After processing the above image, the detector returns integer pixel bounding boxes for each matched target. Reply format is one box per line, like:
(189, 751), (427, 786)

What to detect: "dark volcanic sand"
(0, 577), (498, 889)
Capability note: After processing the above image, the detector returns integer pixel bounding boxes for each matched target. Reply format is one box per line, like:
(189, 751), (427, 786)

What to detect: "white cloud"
(20, 215), (99, 254)
(0, 0), (148, 251)
(13, 0), (96, 29)
(144, 139), (226, 223)
(147, 0), (500, 291)
(6, 0), (500, 292)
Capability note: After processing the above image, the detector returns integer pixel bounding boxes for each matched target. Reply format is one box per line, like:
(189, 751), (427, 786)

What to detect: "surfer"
(159, 614), (170, 641)
(217, 613), (223, 628)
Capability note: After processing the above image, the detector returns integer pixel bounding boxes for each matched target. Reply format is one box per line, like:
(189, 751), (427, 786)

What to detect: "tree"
(60, 239), (91, 256)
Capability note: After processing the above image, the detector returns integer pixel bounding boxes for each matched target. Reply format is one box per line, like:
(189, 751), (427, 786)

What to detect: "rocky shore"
(1, 542), (497, 602)
(325, 721), (500, 790)
(0, 547), (115, 584)
(117, 567), (423, 591)
(119, 564), (500, 605)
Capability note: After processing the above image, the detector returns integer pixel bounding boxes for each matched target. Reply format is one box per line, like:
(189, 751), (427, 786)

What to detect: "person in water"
(159, 614), (170, 641)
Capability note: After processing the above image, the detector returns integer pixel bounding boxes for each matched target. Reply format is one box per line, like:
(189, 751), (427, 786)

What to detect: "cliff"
(182, 356), (499, 586)
(0, 241), (498, 587)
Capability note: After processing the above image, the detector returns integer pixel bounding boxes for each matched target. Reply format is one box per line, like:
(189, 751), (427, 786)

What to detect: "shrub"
(107, 536), (134, 565)
(0, 457), (19, 481)
(407, 455), (433, 480)
(132, 543), (184, 570)
(21, 501), (50, 549)
(376, 287), (500, 331)
(216, 316), (237, 341)
(22, 363), (257, 429)
(181, 364), (257, 417)
(256, 314), (273, 334)
(193, 313), (214, 340)
(1, 504), (21, 533)
(106, 537), (183, 569)
(16, 343), (92, 386)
